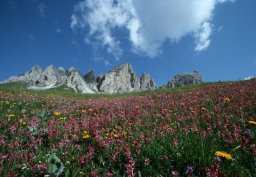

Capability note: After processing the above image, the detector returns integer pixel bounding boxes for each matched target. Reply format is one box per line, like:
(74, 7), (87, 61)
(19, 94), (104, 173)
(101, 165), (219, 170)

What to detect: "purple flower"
(247, 129), (255, 138)
(185, 165), (194, 175)
(214, 156), (222, 162)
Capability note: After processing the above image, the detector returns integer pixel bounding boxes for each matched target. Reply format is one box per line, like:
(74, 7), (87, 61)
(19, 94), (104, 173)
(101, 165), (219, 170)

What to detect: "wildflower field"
(0, 80), (256, 177)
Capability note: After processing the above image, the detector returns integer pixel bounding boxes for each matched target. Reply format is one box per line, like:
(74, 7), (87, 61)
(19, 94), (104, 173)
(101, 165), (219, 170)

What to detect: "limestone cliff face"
(167, 71), (203, 88)
(35, 65), (67, 87)
(140, 73), (157, 91)
(97, 64), (140, 93)
(0, 65), (43, 84)
(66, 70), (95, 93)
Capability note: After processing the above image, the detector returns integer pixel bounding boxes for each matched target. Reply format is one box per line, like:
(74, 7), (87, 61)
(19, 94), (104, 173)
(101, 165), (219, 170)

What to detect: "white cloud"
(56, 28), (62, 33)
(37, 2), (47, 17)
(217, 0), (236, 3)
(95, 56), (110, 66)
(216, 25), (224, 32)
(71, 0), (235, 58)
(71, 0), (135, 59)
(194, 22), (213, 52)
(244, 76), (254, 80)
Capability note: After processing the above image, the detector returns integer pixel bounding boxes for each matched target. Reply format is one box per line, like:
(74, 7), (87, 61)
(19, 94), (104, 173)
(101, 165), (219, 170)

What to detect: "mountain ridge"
(0, 64), (203, 94)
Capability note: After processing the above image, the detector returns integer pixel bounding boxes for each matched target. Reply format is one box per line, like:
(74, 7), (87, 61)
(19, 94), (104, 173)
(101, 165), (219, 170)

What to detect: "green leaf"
(65, 169), (70, 177)
(47, 153), (64, 177)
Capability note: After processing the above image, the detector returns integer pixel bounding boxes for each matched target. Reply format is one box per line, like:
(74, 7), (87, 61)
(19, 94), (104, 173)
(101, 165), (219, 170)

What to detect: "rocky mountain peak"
(84, 70), (96, 83)
(97, 63), (140, 93)
(31, 65), (42, 73)
(167, 71), (203, 88)
(111, 63), (131, 70)
(67, 67), (79, 74)
(0, 63), (206, 93)
(140, 73), (157, 91)
(35, 65), (67, 87)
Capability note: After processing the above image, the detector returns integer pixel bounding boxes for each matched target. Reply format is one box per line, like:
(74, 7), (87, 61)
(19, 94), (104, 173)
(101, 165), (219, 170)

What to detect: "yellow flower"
(6, 114), (15, 117)
(191, 110), (196, 113)
(122, 130), (127, 136)
(54, 112), (61, 116)
(223, 97), (231, 103)
(83, 134), (90, 139)
(88, 108), (93, 112)
(248, 121), (256, 126)
(83, 131), (90, 139)
(201, 107), (207, 111)
(113, 134), (119, 139)
(215, 151), (232, 160)
(60, 117), (66, 121)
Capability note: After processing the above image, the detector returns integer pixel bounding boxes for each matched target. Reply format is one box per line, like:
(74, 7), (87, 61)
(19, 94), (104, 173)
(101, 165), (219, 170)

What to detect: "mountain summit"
(0, 64), (157, 94)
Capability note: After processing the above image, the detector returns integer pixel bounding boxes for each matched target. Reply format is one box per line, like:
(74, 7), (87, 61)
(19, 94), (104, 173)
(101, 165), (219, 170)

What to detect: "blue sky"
(0, 0), (256, 85)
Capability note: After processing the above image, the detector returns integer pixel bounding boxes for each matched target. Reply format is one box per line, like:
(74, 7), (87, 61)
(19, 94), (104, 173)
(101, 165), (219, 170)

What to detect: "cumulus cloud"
(71, 0), (235, 58)
(217, 0), (236, 3)
(71, 0), (135, 59)
(244, 76), (254, 80)
(194, 22), (213, 52)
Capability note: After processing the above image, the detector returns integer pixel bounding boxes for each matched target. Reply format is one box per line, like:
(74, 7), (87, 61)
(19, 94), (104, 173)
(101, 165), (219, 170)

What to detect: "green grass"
(0, 81), (223, 99)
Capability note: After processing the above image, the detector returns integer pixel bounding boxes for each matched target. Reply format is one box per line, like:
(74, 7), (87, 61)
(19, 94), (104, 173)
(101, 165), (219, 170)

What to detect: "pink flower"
(38, 163), (47, 173)
(125, 145), (131, 157)
(0, 153), (8, 161)
(173, 139), (178, 146)
(10, 125), (17, 134)
(171, 170), (179, 177)
(105, 171), (113, 177)
(0, 138), (5, 146)
(87, 145), (94, 160)
(125, 158), (136, 177)
(90, 170), (99, 177)
(79, 156), (86, 165)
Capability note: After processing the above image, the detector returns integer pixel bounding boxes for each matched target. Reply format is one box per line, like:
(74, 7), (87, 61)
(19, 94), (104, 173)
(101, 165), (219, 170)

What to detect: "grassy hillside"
(0, 80), (255, 176)
(0, 81), (223, 99)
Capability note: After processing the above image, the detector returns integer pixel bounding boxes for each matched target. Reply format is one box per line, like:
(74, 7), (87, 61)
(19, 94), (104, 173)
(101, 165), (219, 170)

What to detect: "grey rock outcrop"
(66, 70), (94, 93)
(1, 65), (95, 93)
(83, 70), (98, 92)
(97, 64), (140, 93)
(67, 67), (79, 74)
(1, 63), (158, 94)
(0, 65), (43, 84)
(84, 70), (96, 83)
(167, 71), (203, 88)
(35, 65), (67, 87)
(140, 73), (157, 91)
